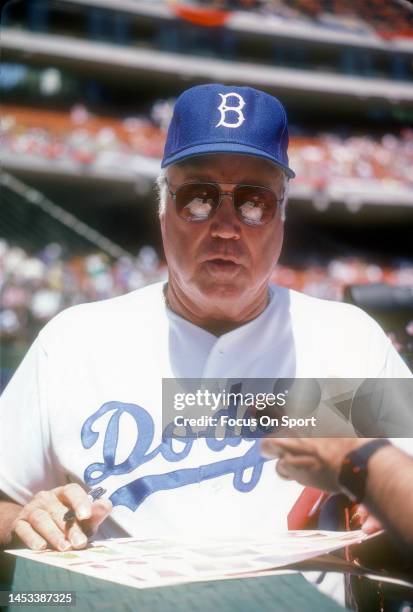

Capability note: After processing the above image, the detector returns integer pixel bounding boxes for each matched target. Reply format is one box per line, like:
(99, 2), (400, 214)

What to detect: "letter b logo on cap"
(216, 92), (245, 129)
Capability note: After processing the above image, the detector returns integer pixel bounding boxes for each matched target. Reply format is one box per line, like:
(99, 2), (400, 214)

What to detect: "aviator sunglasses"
(166, 180), (283, 227)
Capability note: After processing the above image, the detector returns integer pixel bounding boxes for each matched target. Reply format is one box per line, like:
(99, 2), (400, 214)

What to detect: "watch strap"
(338, 439), (391, 503)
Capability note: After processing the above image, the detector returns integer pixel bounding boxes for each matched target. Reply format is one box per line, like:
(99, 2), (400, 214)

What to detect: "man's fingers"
(57, 484), (92, 521)
(88, 499), (112, 527)
(55, 497), (111, 548)
(26, 509), (71, 551)
(47, 501), (89, 549)
(349, 505), (383, 533)
(14, 487), (112, 551)
(282, 455), (317, 469)
(45, 498), (76, 531)
(80, 499), (113, 536)
(261, 439), (283, 458)
(261, 438), (311, 459)
(13, 519), (47, 551)
(359, 507), (383, 534)
(353, 504), (369, 525)
(65, 522), (89, 549)
(361, 515), (383, 534)
(94, 498), (112, 517)
(275, 453), (320, 482)
(275, 458), (292, 480)
(19, 491), (70, 531)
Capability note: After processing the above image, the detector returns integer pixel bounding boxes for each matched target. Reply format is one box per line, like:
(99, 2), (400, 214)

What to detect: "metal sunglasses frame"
(165, 179), (283, 226)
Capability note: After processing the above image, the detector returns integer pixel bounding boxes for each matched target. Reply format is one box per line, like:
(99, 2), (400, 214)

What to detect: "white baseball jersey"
(0, 282), (411, 542)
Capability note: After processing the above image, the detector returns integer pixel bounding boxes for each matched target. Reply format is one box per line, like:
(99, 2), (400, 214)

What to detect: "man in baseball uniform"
(0, 84), (411, 554)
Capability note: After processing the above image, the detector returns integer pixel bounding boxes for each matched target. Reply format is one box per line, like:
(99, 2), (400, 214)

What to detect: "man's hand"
(261, 437), (384, 535)
(11, 484), (112, 551)
(261, 437), (368, 491)
(349, 504), (383, 535)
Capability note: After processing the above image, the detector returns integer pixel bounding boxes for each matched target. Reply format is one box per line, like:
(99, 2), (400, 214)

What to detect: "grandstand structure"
(0, 171), (133, 258)
(1, 0), (413, 258)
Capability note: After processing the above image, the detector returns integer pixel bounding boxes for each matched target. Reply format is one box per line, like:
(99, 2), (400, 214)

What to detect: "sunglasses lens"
(235, 186), (278, 226)
(175, 183), (219, 221)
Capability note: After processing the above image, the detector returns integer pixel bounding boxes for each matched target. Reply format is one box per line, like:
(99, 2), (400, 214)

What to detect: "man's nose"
(210, 195), (241, 240)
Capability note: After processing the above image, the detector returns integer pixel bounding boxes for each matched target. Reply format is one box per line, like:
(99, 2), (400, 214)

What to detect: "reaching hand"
(261, 437), (368, 492)
(261, 437), (384, 535)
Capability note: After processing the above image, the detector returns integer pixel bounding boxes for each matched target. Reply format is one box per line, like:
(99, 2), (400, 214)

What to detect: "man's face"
(160, 153), (286, 312)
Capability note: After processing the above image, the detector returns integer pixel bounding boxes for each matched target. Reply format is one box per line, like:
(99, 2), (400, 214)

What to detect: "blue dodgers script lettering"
(81, 400), (266, 512)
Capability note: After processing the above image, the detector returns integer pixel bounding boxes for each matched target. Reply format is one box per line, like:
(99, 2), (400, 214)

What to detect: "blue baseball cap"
(161, 83), (295, 178)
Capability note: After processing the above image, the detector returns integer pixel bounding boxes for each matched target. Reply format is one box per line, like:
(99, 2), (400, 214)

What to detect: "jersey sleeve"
(380, 335), (413, 378)
(375, 327), (413, 455)
(358, 305), (413, 378)
(0, 336), (57, 505)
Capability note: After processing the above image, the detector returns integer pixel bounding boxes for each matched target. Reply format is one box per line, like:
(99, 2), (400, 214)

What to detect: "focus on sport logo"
(216, 93), (246, 129)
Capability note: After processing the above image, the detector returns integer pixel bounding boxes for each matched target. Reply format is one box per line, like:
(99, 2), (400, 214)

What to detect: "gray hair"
(156, 169), (169, 216)
(156, 167), (289, 221)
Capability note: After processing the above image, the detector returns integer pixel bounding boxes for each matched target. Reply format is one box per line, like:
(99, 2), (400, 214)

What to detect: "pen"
(63, 486), (107, 522)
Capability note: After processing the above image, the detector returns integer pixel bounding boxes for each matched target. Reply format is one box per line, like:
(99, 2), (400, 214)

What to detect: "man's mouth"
(205, 254), (242, 264)
(203, 257), (242, 276)
(208, 258), (238, 265)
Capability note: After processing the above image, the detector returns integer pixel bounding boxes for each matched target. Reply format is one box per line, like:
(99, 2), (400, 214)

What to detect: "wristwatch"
(338, 439), (391, 503)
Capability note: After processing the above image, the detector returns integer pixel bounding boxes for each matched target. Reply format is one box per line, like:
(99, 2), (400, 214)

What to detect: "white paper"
(7, 530), (370, 589)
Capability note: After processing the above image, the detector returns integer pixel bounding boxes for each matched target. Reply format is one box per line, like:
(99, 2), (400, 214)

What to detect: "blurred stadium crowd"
(2, 104), (413, 192)
(0, 240), (165, 377)
(1, 239), (412, 340)
(211, 0), (412, 35)
(184, 0), (413, 38)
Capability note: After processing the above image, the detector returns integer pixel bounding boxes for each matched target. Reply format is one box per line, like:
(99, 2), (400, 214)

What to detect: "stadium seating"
(2, 105), (413, 192)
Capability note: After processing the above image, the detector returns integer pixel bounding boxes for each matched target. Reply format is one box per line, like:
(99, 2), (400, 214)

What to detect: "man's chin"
(195, 279), (247, 302)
